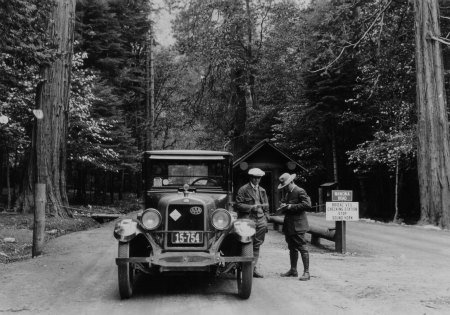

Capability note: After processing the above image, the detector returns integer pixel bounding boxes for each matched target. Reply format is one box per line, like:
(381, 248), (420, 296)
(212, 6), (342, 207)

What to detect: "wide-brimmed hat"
(248, 168), (265, 177)
(278, 173), (296, 189)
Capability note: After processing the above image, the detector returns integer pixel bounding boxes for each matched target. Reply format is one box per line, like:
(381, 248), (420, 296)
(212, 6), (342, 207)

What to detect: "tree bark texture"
(145, 5), (155, 151)
(26, 0), (76, 217)
(393, 158), (399, 222)
(231, 67), (248, 156)
(6, 149), (11, 210)
(331, 124), (338, 184)
(414, 0), (450, 228)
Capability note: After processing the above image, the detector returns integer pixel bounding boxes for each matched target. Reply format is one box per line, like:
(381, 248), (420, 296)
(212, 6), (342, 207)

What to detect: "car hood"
(156, 192), (228, 210)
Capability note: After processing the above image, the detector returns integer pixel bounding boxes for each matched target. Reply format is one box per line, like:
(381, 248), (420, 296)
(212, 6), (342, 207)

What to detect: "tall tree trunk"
(6, 148), (11, 210)
(119, 170), (124, 200)
(414, 0), (450, 228)
(0, 148), (3, 206)
(331, 123), (339, 184)
(393, 158), (400, 222)
(110, 172), (114, 204)
(103, 171), (108, 203)
(18, 0), (76, 217)
(14, 134), (35, 213)
(231, 67), (248, 156)
(13, 145), (19, 201)
(245, 0), (256, 111)
(145, 1), (154, 151)
(229, 1), (249, 156)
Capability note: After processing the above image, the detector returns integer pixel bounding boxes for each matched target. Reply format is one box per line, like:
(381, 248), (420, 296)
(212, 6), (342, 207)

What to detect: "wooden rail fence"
(269, 215), (337, 247)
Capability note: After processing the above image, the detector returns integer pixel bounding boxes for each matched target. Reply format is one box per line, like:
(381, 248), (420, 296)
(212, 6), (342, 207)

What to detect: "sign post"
(326, 190), (359, 253)
(335, 220), (346, 254)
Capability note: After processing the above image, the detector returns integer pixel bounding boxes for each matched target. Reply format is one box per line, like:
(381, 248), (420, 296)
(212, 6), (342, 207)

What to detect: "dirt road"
(1, 214), (449, 315)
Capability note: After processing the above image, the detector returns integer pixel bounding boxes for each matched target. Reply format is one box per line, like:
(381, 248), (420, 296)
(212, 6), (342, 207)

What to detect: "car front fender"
(231, 219), (256, 243)
(113, 218), (138, 242)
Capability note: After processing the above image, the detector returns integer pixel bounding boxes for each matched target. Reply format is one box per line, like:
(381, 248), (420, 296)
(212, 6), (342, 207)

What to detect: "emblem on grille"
(170, 209), (181, 221)
(190, 206), (202, 215)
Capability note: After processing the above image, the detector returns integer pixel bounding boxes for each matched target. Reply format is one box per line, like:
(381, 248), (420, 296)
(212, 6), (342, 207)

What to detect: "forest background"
(1, 0), (449, 226)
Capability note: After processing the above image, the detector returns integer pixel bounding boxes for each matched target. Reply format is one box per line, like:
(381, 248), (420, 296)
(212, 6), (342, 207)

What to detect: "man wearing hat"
(235, 168), (270, 278)
(278, 173), (311, 281)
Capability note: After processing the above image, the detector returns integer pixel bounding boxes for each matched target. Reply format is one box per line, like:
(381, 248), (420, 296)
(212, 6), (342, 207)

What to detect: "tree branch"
(429, 34), (450, 45)
(311, 0), (393, 73)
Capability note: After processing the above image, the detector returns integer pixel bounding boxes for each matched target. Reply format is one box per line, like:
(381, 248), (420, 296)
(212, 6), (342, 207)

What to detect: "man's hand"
(252, 204), (262, 212)
(279, 203), (287, 208)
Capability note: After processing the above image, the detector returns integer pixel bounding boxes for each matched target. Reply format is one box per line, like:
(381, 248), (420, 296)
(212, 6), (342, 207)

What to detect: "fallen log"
(73, 212), (122, 223)
(269, 215), (336, 243)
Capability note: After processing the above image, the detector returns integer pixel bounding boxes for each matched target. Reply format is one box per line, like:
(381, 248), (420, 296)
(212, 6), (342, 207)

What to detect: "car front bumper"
(116, 251), (253, 269)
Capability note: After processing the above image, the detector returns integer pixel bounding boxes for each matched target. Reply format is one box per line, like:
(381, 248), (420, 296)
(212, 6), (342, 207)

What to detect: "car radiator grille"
(166, 204), (205, 248)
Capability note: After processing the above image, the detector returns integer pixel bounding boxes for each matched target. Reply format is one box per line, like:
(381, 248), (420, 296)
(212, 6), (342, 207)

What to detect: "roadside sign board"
(326, 202), (359, 221)
(331, 190), (353, 201)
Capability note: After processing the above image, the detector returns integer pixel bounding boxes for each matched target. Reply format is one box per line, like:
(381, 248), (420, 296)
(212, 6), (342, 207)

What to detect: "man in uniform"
(235, 168), (269, 278)
(278, 173), (311, 281)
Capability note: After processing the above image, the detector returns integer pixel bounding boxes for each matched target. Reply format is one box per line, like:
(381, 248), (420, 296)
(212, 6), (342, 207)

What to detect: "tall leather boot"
(299, 252), (310, 281)
(281, 251), (298, 277)
(253, 248), (264, 278)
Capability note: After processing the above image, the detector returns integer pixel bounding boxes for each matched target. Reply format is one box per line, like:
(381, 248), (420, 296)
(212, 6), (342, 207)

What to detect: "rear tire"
(118, 242), (134, 299)
(237, 243), (253, 299)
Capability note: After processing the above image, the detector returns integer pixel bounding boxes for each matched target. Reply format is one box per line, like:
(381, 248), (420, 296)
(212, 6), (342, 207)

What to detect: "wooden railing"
(269, 215), (336, 246)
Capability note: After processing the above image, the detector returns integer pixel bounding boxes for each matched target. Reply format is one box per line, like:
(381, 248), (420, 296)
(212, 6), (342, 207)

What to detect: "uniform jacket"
(281, 185), (311, 235)
(235, 183), (269, 219)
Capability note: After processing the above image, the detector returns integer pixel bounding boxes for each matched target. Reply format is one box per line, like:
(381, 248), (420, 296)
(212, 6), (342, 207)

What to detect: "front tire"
(237, 242), (253, 299)
(118, 242), (134, 299)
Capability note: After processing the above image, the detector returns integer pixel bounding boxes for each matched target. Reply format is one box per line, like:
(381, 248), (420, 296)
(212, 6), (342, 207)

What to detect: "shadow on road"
(131, 272), (239, 298)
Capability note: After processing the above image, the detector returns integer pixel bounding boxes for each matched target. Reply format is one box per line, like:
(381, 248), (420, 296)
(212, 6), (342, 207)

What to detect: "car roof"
(144, 150), (232, 157)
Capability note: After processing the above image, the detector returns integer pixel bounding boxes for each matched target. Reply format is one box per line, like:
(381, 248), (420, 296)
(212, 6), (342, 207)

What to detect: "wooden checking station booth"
(232, 139), (307, 214)
(233, 139), (347, 253)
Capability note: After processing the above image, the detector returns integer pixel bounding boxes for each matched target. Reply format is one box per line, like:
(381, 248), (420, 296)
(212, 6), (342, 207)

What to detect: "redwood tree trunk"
(145, 4), (155, 151)
(19, 0), (76, 217)
(414, 0), (450, 228)
(6, 148), (11, 210)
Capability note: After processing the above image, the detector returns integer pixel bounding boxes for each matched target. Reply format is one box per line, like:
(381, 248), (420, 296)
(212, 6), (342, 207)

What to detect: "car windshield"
(148, 159), (227, 189)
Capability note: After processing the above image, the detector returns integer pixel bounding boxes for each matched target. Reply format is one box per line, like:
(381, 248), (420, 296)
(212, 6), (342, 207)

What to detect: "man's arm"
(235, 186), (254, 214)
(286, 188), (311, 213)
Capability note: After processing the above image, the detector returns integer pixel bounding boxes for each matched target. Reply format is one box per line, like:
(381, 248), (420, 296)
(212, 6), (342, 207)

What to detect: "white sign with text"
(326, 202), (359, 221)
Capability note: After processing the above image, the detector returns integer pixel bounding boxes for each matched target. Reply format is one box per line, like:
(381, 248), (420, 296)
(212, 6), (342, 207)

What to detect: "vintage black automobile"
(114, 150), (256, 299)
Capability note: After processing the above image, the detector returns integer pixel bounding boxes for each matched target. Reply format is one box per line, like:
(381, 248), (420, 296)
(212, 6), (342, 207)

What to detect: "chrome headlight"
(211, 209), (232, 230)
(141, 208), (162, 230)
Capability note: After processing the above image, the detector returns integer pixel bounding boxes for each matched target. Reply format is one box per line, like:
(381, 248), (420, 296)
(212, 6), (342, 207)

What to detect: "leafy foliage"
(0, 0), (55, 188)
(0, 0), (438, 222)
(68, 51), (122, 171)
(172, 0), (278, 153)
(347, 130), (415, 173)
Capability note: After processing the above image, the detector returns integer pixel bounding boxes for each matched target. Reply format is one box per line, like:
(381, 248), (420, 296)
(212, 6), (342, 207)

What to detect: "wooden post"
(335, 221), (346, 253)
(318, 187), (323, 212)
(311, 234), (320, 246)
(32, 183), (46, 257)
(273, 223), (280, 231)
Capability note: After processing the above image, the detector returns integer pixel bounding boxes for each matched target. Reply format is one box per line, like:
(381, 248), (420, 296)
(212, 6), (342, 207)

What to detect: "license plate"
(171, 231), (203, 244)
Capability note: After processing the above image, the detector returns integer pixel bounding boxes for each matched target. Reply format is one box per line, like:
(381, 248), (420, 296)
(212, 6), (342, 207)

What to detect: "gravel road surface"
(1, 214), (449, 315)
